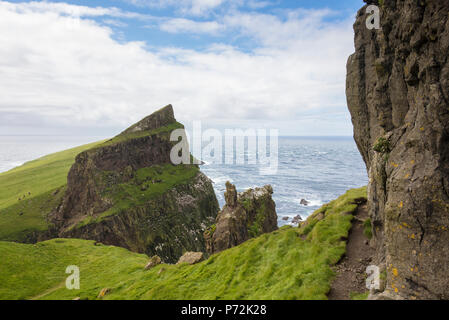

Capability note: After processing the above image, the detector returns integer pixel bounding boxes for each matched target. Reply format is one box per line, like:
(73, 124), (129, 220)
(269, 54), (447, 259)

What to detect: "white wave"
(293, 198), (324, 208)
(239, 185), (259, 191)
(209, 175), (233, 185)
(307, 199), (324, 207)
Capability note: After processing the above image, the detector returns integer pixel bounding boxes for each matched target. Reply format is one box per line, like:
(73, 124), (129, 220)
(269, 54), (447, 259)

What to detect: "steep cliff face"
(205, 182), (278, 254)
(54, 105), (180, 223)
(51, 105), (219, 263)
(347, 1), (449, 299)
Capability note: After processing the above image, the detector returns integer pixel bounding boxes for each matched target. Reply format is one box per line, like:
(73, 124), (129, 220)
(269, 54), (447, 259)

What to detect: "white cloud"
(122, 0), (229, 16)
(246, 0), (273, 9)
(2, 0), (148, 19)
(160, 18), (224, 34)
(103, 19), (129, 27)
(0, 1), (355, 135)
(189, 0), (226, 15)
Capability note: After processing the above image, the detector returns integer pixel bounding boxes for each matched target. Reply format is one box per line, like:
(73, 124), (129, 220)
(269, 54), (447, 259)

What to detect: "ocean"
(0, 136), (368, 226)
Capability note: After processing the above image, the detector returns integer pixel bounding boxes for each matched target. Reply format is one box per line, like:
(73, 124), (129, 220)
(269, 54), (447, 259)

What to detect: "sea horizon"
(0, 135), (368, 226)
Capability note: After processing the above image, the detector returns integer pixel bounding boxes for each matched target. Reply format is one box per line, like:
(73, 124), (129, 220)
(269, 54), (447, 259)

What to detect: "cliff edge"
(51, 105), (219, 263)
(347, 0), (449, 299)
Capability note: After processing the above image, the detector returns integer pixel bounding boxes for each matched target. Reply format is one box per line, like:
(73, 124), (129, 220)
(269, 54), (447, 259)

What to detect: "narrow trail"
(31, 282), (66, 300)
(327, 203), (375, 300)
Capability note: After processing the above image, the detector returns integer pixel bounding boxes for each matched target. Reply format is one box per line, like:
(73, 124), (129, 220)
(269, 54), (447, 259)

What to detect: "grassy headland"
(0, 121), (194, 240)
(0, 141), (104, 241)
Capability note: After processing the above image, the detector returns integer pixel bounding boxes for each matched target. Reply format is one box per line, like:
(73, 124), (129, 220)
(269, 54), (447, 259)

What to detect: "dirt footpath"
(327, 204), (375, 300)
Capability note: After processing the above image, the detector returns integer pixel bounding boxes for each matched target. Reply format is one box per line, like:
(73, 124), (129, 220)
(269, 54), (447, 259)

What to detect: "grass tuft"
(363, 218), (373, 239)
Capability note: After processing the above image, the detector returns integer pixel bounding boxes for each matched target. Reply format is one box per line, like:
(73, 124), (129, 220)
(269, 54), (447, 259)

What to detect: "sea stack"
(205, 182), (278, 254)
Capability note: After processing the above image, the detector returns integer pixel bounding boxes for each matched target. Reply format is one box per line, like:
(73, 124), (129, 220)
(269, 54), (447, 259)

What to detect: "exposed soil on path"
(327, 204), (375, 300)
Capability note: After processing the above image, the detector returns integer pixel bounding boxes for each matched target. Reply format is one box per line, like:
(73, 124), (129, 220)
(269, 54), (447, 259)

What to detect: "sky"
(0, 0), (365, 137)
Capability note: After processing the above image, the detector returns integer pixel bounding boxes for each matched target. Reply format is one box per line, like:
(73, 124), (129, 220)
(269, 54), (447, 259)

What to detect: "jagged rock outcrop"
(145, 255), (161, 270)
(347, 1), (449, 299)
(205, 182), (278, 254)
(51, 105), (219, 263)
(176, 251), (204, 265)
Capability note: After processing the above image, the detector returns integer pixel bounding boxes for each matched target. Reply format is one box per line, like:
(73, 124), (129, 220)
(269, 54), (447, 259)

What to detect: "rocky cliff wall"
(55, 105), (179, 223)
(347, 0), (449, 299)
(62, 172), (217, 263)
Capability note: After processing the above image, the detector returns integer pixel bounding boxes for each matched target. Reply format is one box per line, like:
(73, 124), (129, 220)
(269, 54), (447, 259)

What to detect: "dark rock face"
(292, 215), (302, 224)
(61, 172), (218, 263)
(347, 1), (449, 299)
(205, 182), (278, 254)
(51, 105), (219, 263)
(55, 105), (177, 223)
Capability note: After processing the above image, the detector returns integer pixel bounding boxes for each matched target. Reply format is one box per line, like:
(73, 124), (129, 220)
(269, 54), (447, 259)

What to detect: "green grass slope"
(0, 141), (104, 241)
(0, 187), (366, 300)
(0, 239), (148, 300)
